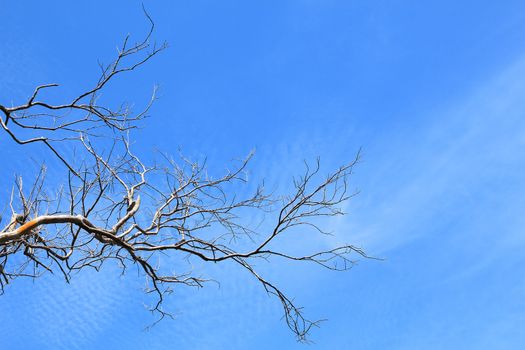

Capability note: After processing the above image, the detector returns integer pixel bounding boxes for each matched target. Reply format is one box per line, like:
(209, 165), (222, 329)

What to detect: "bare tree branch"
(0, 12), (369, 342)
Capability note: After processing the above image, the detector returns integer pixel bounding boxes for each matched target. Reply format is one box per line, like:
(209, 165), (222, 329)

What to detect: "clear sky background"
(1, 1), (525, 349)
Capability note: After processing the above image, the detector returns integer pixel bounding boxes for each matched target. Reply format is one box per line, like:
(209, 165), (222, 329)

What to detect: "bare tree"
(0, 13), (368, 342)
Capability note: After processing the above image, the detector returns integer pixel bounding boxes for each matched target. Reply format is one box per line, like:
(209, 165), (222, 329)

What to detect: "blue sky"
(1, 1), (525, 349)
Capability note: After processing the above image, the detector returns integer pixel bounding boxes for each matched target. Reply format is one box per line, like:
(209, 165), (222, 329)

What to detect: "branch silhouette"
(0, 13), (368, 342)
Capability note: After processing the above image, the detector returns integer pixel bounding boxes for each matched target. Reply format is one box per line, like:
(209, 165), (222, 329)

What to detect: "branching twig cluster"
(0, 13), (367, 342)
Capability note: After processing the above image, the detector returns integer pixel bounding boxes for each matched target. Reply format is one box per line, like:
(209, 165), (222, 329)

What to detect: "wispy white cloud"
(0, 264), (136, 349)
(326, 53), (525, 255)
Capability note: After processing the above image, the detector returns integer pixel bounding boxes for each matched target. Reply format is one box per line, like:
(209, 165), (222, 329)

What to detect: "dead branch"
(0, 12), (367, 342)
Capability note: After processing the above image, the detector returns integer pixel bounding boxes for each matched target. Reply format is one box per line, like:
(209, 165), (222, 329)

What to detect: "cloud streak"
(329, 53), (525, 256)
